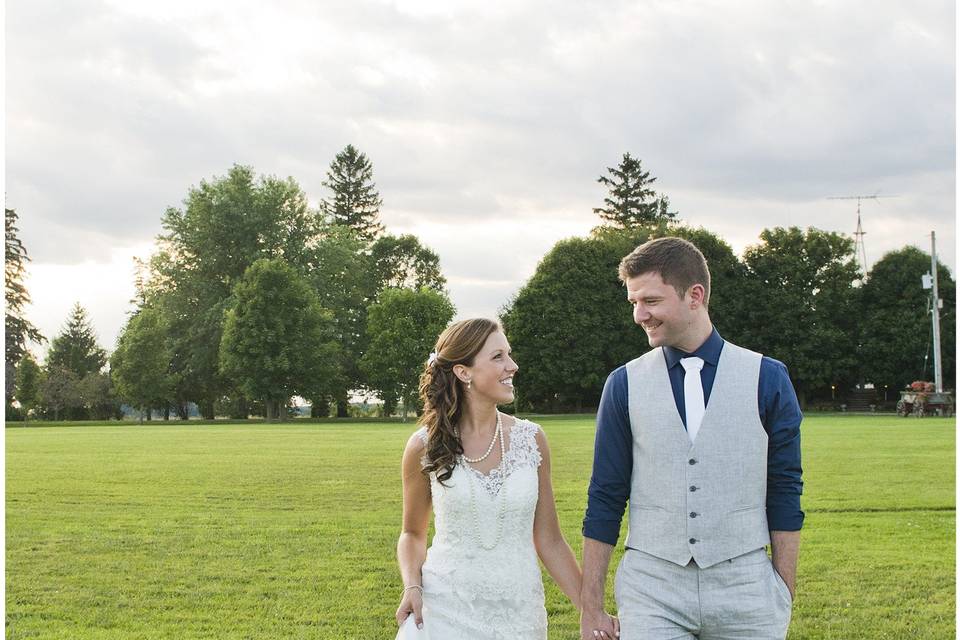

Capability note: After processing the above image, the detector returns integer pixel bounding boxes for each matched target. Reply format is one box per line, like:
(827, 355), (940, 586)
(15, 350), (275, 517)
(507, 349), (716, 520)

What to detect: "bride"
(395, 318), (596, 638)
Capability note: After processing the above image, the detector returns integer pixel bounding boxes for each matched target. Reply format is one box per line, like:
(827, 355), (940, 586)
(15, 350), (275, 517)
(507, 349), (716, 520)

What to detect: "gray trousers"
(615, 548), (792, 640)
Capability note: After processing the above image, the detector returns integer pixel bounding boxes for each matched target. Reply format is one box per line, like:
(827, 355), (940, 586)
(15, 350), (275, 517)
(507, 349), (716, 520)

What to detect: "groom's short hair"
(619, 237), (711, 306)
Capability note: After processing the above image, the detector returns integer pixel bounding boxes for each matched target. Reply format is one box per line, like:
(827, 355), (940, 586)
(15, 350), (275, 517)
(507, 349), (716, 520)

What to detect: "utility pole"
(930, 232), (943, 393)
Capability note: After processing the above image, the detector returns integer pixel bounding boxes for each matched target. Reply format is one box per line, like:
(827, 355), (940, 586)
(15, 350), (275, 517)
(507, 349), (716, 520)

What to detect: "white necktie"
(681, 357), (705, 443)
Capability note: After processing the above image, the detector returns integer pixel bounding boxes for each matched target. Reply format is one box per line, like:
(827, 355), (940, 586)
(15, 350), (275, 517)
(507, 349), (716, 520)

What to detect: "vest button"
(689, 538), (697, 544)
(689, 486), (698, 492)
(689, 512), (698, 518)
(688, 458), (697, 465)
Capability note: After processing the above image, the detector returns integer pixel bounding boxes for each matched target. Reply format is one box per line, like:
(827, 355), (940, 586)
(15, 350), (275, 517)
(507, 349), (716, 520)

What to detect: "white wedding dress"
(415, 418), (548, 639)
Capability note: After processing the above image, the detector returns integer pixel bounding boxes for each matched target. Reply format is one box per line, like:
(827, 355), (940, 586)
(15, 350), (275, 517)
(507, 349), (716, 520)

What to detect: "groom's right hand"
(580, 608), (619, 639)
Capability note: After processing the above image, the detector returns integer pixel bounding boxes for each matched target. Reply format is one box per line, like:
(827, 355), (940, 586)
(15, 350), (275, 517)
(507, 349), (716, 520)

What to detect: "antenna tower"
(825, 194), (898, 275)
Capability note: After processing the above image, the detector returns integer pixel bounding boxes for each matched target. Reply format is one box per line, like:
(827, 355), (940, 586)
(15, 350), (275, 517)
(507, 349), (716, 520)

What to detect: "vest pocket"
(728, 505), (762, 514)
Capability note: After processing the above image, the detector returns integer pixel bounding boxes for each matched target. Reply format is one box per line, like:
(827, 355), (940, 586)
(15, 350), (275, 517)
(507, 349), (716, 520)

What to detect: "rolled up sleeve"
(760, 357), (805, 531)
(582, 367), (633, 545)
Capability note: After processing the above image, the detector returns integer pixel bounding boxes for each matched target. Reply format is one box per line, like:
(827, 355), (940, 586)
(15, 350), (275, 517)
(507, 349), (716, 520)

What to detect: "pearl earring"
(467, 379), (472, 390)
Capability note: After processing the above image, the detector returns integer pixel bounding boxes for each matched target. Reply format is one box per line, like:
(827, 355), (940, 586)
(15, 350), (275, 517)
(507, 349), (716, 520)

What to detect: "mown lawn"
(6, 414), (955, 639)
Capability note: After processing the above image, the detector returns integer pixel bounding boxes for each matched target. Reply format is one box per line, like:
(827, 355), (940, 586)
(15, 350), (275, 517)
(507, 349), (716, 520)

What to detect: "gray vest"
(624, 341), (770, 569)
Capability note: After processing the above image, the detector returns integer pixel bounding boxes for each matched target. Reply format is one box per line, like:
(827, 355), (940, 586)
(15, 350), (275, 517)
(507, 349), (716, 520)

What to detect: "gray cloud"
(6, 0), (954, 349)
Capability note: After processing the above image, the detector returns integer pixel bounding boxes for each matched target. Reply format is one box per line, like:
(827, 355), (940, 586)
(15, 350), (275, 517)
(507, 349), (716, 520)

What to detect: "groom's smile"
(625, 272), (691, 349)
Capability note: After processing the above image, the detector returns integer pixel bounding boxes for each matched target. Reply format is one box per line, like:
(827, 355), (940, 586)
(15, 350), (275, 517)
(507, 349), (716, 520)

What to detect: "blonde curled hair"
(418, 318), (500, 484)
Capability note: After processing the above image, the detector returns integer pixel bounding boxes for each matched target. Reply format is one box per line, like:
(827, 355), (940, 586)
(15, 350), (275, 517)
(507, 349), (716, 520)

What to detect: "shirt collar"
(663, 327), (724, 369)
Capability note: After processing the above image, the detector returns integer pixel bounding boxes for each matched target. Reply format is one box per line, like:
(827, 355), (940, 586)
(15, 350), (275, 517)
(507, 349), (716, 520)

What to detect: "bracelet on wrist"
(402, 584), (423, 595)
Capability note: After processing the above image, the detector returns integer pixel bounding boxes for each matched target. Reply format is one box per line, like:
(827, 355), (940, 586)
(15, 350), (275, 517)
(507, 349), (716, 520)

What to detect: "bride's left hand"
(396, 588), (424, 629)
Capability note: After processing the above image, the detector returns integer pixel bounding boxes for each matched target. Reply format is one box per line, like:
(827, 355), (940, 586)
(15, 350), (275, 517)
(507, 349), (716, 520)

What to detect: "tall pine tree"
(46, 303), (107, 379)
(321, 144), (384, 243)
(5, 208), (45, 401)
(593, 153), (676, 228)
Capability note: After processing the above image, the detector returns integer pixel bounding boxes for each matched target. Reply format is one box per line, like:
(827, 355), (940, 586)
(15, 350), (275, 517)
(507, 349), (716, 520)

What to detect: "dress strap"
(414, 426), (429, 446)
(414, 426), (430, 469)
(508, 417), (543, 469)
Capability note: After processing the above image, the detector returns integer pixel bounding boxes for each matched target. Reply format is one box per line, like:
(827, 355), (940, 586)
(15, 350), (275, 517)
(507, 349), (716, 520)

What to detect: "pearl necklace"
(460, 412), (502, 463)
(464, 416), (508, 551)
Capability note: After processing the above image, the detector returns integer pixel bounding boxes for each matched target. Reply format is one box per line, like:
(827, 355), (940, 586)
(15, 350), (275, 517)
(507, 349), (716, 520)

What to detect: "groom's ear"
(687, 283), (707, 309)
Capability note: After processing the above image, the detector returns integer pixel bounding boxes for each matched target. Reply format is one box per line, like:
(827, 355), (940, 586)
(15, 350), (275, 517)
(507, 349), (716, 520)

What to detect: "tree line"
(502, 154), (956, 411)
(5, 152), (955, 420)
(6, 146), (454, 421)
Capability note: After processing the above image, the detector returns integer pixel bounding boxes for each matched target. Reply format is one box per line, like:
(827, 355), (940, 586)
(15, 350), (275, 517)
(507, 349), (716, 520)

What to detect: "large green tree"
(504, 225), (742, 412)
(736, 227), (860, 407)
(360, 287), (455, 419)
(160, 165), (319, 281)
(368, 234), (446, 294)
(111, 307), (177, 422)
(143, 165), (447, 419)
(5, 208), (44, 404)
(502, 235), (640, 412)
(78, 371), (120, 421)
(219, 259), (340, 421)
(40, 367), (80, 421)
(304, 225), (368, 416)
(859, 247), (956, 395)
(593, 153), (675, 228)
(321, 144), (384, 243)
(309, 230), (446, 417)
(150, 165), (323, 418)
(15, 354), (43, 422)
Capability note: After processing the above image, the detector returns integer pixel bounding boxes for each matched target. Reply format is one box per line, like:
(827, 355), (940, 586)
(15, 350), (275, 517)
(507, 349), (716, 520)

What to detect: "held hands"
(396, 585), (424, 630)
(580, 608), (620, 640)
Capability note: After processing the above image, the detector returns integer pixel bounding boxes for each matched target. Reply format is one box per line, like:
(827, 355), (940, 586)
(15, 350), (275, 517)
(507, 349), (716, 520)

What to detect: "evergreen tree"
(593, 153), (676, 228)
(5, 208), (45, 401)
(321, 144), (384, 242)
(46, 303), (107, 379)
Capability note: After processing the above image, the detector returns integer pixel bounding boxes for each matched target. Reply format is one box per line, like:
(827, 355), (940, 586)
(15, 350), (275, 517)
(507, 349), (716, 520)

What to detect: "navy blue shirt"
(582, 328), (804, 546)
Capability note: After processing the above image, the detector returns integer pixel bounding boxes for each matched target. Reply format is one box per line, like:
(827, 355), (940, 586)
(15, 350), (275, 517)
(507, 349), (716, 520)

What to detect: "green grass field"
(6, 415), (955, 639)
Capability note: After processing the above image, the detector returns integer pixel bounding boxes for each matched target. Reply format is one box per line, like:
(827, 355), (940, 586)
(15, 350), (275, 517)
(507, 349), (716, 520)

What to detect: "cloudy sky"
(6, 0), (956, 356)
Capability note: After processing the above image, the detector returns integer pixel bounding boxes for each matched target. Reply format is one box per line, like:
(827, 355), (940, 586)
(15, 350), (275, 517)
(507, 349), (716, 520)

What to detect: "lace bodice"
(421, 417), (543, 497)
(415, 417), (547, 639)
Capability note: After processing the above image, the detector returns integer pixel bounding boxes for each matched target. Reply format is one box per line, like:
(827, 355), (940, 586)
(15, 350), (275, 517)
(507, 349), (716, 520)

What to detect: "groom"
(580, 237), (803, 640)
